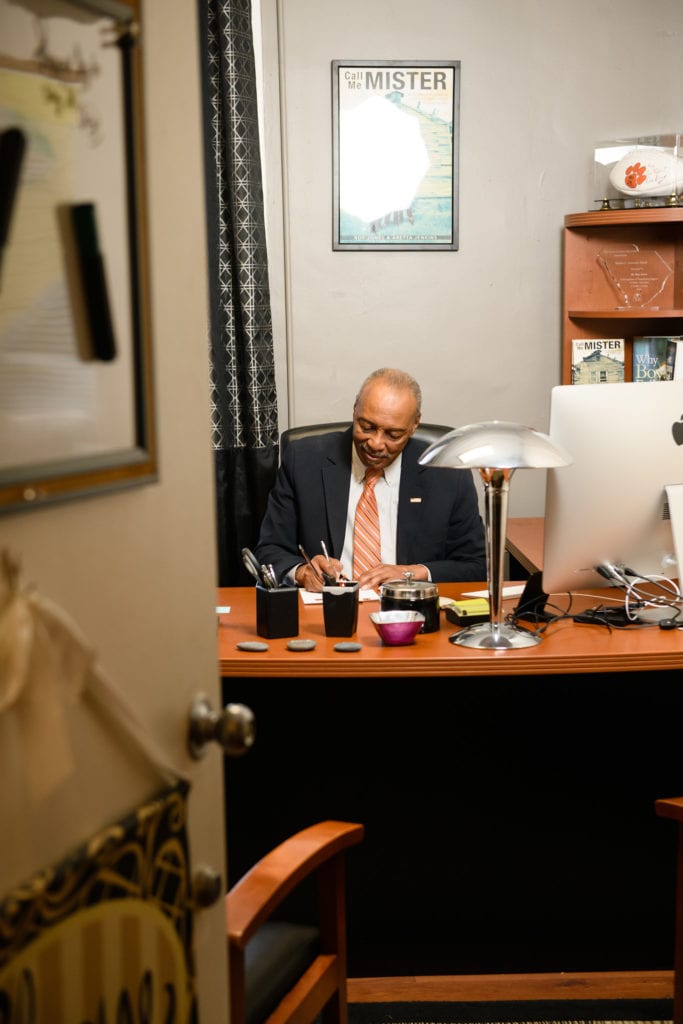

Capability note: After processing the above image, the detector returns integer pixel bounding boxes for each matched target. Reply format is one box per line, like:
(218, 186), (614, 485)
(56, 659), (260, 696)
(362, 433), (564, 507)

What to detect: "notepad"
(299, 588), (379, 605)
(462, 584), (525, 599)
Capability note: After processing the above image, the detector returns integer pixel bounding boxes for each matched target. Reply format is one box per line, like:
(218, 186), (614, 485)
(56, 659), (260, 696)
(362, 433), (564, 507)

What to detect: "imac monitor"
(542, 381), (683, 596)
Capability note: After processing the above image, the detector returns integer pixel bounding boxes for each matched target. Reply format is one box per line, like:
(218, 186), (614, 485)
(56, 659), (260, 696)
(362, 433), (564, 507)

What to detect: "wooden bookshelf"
(562, 207), (683, 382)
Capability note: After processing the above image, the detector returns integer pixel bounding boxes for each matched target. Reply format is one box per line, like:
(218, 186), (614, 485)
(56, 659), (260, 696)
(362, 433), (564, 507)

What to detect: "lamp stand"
(450, 467), (540, 649)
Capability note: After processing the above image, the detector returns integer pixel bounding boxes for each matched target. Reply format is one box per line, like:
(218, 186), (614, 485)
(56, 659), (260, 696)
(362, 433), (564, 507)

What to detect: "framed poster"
(332, 59), (460, 251)
(0, 0), (156, 514)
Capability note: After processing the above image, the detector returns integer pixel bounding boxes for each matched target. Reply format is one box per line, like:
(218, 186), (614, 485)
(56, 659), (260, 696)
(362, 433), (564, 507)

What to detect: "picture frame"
(332, 59), (460, 251)
(0, 0), (156, 515)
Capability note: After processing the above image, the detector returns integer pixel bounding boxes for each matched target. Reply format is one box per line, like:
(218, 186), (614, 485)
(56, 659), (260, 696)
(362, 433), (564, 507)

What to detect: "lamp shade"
(419, 420), (572, 471)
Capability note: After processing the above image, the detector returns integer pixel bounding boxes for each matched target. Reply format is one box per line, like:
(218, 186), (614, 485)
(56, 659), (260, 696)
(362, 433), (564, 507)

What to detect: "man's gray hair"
(354, 368), (422, 416)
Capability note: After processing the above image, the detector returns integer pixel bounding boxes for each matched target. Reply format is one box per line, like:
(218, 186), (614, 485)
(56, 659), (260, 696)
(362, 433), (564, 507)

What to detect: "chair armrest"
(656, 796), (683, 822)
(227, 820), (364, 948)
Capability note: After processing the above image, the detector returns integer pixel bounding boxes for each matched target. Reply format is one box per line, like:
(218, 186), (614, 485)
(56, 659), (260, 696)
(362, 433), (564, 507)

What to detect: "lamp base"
(448, 621), (541, 649)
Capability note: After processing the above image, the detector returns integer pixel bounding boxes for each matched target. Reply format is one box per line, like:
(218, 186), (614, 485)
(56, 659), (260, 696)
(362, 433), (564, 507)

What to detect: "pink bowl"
(369, 610), (426, 646)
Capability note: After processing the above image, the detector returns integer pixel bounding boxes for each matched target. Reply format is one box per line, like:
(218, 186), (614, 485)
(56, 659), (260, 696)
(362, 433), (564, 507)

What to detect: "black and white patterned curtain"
(199, 0), (280, 586)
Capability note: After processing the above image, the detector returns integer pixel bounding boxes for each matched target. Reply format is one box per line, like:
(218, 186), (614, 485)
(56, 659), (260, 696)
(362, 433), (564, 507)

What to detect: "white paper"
(299, 588), (379, 604)
(462, 584), (525, 599)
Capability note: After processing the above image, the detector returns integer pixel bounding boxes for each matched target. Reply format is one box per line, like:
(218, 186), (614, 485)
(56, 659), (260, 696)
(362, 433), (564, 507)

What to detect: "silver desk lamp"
(419, 421), (572, 650)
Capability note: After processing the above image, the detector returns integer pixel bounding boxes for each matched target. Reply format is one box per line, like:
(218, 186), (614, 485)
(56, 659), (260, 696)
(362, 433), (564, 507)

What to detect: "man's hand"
(295, 553), (345, 591)
(294, 562), (322, 591)
(356, 563), (429, 590)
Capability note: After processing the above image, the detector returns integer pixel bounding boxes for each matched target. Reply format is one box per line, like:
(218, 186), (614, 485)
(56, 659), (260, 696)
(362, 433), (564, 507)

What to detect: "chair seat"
(245, 921), (320, 1024)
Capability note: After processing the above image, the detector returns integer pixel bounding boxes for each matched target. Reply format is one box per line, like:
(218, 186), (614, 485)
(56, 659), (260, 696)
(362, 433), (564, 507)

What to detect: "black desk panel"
(222, 671), (681, 976)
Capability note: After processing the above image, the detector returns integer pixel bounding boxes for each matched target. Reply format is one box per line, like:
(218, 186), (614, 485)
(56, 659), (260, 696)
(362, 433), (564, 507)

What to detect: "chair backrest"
(226, 819), (365, 1024)
(279, 421), (453, 460)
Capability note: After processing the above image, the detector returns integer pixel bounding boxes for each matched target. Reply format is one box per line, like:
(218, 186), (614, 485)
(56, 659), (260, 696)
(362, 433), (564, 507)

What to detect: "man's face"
(352, 381), (419, 470)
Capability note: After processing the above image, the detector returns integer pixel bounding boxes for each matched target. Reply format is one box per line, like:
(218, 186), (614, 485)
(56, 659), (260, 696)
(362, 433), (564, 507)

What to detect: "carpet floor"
(348, 999), (674, 1024)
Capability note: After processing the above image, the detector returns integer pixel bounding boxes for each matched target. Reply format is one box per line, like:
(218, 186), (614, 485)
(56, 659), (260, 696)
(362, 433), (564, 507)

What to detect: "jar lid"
(380, 571), (439, 601)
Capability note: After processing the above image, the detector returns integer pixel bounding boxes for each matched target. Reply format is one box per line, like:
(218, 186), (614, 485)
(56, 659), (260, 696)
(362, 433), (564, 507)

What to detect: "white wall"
(260, 0), (683, 515)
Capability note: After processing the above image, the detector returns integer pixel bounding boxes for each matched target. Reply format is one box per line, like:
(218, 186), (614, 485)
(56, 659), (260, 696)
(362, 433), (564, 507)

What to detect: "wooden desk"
(218, 580), (683, 677)
(506, 515), (544, 575)
(219, 582), (682, 978)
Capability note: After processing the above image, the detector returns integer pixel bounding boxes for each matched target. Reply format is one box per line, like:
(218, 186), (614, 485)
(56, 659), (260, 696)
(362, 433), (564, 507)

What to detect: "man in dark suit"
(254, 367), (486, 590)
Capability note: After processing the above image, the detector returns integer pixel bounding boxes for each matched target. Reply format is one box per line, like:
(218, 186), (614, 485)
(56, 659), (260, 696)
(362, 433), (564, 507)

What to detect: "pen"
(320, 539), (349, 584)
(319, 540), (339, 585)
(260, 563), (279, 589)
(319, 540), (338, 585)
(298, 544), (324, 583)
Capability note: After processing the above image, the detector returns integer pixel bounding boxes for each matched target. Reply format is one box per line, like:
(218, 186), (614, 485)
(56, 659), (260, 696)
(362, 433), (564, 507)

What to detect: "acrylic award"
(597, 245), (673, 309)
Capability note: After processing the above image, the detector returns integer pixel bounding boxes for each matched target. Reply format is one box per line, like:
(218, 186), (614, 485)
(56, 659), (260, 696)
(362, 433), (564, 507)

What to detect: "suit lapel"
(321, 429), (354, 556)
(396, 441), (428, 562)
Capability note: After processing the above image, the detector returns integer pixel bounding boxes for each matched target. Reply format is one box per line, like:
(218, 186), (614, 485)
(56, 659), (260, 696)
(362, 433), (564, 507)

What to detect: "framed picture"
(332, 59), (460, 251)
(0, 0), (156, 514)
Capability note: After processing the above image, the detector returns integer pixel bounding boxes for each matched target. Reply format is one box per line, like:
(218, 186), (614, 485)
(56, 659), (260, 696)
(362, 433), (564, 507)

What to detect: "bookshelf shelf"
(562, 208), (683, 383)
(569, 309), (683, 319)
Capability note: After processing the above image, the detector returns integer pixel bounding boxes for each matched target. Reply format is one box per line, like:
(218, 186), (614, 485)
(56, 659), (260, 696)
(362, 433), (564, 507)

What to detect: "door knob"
(193, 864), (223, 908)
(188, 695), (255, 759)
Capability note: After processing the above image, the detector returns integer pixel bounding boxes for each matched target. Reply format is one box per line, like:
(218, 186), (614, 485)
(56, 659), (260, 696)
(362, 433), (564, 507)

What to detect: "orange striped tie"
(353, 469), (383, 578)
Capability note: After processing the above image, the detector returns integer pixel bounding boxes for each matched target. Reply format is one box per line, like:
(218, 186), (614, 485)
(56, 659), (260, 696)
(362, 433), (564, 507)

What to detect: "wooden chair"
(280, 421), (453, 460)
(226, 820), (365, 1024)
(655, 796), (683, 1024)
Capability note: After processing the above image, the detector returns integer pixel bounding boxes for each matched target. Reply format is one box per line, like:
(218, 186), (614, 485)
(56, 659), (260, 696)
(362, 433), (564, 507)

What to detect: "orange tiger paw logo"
(623, 162), (647, 189)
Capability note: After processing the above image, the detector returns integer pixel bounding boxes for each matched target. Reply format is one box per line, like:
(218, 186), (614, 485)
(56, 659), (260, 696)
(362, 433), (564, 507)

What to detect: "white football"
(609, 148), (683, 196)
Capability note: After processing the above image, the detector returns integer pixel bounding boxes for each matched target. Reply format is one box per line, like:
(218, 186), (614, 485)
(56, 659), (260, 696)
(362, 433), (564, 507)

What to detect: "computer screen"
(542, 381), (683, 596)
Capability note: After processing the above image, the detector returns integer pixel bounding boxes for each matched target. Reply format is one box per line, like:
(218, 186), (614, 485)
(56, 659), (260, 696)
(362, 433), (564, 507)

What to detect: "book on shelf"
(571, 338), (625, 384)
(632, 335), (679, 382)
(672, 337), (683, 381)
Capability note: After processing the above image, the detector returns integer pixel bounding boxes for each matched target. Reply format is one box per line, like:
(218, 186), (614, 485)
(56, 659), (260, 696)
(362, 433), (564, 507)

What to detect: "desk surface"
(506, 516), (544, 575)
(217, 581), (683, 678)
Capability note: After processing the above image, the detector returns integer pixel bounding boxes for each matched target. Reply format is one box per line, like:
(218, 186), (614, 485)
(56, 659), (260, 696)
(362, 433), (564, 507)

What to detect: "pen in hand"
(298, 544), (324, 585)
(320, 540), (338, 585)
(320, 540), (349, 585)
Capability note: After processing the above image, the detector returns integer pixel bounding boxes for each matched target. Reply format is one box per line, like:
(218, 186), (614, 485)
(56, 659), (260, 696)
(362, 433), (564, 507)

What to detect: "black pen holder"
(256, 584), (299, 639)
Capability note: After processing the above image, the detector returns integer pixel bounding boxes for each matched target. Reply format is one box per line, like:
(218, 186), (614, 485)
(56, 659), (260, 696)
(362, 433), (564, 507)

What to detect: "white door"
(0, 0), (230, 1017)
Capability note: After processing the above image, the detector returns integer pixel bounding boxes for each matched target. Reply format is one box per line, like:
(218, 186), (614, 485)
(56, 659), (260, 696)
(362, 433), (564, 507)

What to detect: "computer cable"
(595, 561), (682, 622)
(658, 607), (683, 630)
(506, 594), (576, 636)
(621, 565), (681, 600)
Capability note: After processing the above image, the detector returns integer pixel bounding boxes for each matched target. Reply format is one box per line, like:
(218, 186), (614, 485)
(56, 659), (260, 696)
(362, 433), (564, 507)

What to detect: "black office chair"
(280, 421), (453, 460)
